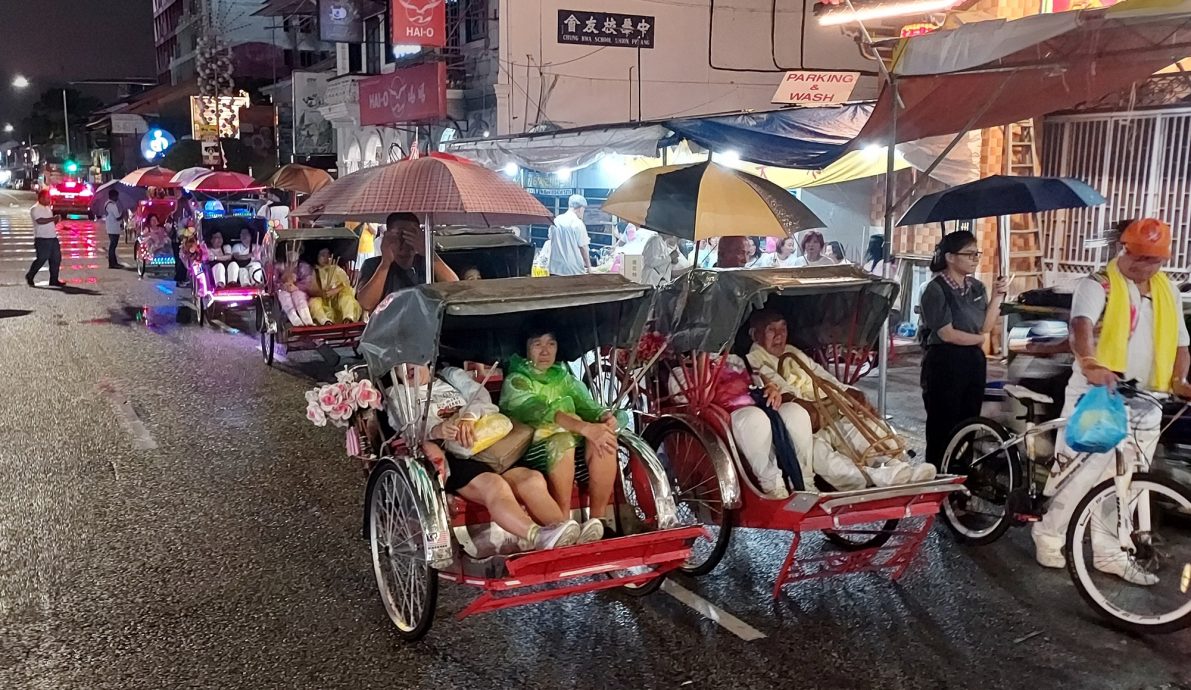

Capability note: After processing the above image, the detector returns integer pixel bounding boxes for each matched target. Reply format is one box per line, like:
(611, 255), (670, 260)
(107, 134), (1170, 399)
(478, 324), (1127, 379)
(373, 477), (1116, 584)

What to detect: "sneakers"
(1035, 545), (1066, 569)
(865, 461), (913, 487)
(909, 463), (937, 483)
(578, 518), (605, 544)
(764, 485), (791, 500)
(1093, 553), (1160, 586)
(533, 520), (581, 550)
(25, 275), (34, 286)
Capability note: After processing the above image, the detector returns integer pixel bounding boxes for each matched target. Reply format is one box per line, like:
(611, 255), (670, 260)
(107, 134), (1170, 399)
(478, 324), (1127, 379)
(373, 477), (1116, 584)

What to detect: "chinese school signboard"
(771, 71), (859, 106)
(557, 10), (655, 49)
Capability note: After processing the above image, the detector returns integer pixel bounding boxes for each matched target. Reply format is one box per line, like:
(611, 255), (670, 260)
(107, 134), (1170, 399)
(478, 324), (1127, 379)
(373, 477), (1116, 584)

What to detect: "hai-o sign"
(771, 71), (859, 106)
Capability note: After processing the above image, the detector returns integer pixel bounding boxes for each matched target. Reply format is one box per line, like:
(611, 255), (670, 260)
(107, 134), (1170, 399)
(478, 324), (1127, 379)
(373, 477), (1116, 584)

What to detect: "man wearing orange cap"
(1032, 218), (1191, 583)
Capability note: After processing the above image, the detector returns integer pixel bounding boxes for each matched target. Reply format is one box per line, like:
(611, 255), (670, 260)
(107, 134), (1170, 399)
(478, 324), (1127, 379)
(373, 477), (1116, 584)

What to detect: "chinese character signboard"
(391, 0), (447, 48)
(771, 71), (859, 106)
(358, 62), (447, 126)
(319, 0), (363, 43)
(557, 10), (654, 48)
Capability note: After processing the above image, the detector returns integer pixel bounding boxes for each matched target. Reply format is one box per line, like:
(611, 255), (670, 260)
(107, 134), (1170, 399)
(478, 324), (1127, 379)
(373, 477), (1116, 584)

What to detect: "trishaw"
(188, 215), (268, 326)
(257, 226), (364, 366)
(348, 274), (702, 639)
(636, 266), (965, 597)
(434, 227), (534, 280)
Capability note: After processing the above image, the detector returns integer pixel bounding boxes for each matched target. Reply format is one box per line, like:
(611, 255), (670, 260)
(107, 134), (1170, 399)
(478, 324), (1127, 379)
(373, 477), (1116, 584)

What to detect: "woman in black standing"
(919, 231), (1008, 467)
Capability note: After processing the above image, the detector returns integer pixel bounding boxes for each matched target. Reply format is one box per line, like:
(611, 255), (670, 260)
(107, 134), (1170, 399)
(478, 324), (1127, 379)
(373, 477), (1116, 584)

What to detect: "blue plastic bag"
(1065, 386), (1128, 453)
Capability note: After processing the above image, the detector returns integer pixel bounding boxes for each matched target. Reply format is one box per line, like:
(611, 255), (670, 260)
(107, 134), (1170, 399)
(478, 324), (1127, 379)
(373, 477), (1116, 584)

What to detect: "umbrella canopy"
(121, 166), (178, 188)
(90, 180), (147, 218)
(184, 171), (266, 193)
(603, 161), (825, 241)
(290, 156), (552, 225)
(897, 175), (1106, 226)
(170, 166), (212, 187)
(264, 164), (333, 195)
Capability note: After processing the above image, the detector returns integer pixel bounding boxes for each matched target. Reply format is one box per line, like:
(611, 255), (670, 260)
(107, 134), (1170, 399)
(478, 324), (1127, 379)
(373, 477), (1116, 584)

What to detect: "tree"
(20, 88), (103, 154)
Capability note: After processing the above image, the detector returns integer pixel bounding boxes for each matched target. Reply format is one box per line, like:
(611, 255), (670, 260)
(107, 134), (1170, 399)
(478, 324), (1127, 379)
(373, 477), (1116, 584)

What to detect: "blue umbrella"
(90, 180), (148, 218)
(897, 175), (1105, 227)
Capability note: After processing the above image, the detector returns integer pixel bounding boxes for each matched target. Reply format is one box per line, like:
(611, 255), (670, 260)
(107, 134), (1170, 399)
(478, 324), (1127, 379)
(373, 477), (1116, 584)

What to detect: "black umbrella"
(897, 175), (1105, 227)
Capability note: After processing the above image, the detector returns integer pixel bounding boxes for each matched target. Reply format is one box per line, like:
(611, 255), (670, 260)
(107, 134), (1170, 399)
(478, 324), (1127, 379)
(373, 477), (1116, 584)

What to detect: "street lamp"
(12, 75), (29, 89)
(3, 124), (12, 133)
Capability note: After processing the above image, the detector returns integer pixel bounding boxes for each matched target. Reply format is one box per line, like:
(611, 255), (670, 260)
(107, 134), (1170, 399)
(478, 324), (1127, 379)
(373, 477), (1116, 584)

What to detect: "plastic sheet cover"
(360, 274), (654, 374)
(663, 104), (873, 170)
(655, 266), (899, 355)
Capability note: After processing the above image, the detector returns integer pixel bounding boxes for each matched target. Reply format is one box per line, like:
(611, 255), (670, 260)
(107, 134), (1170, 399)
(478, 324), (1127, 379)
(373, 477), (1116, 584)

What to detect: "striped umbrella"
(291, 155), (551, 226)
(184, 171), (266, 193)
(121, 166), (178, 189)
(170, 166), (213, 188)
(603, 161), (825, 241)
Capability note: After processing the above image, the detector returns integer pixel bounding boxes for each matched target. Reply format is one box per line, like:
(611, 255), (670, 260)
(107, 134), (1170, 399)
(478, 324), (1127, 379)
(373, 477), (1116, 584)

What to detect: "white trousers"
(228, 261), (263, 286)
(730, 403), (814, 495)
(1032, 386), (1162, 552)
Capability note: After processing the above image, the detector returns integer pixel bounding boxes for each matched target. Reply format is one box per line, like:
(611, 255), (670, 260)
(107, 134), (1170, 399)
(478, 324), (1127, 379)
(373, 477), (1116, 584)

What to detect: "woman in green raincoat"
(500, 323), (622, 544)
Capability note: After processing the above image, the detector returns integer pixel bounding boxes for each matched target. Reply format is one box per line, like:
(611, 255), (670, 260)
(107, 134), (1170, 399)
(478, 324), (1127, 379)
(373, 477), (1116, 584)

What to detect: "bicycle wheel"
(1066, 472), (1191, 634)
(649, 422), (733, 576)
(940, 418), (1022, 545)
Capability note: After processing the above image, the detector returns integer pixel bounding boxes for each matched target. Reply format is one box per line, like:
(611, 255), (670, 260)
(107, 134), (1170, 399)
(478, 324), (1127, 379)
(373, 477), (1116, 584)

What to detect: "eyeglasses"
(953, 251), (983, 259)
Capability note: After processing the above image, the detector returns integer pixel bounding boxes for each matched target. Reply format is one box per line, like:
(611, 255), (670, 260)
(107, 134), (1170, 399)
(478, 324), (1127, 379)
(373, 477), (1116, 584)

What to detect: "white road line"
(96, 378), (158, 451)
(661, 579), (767, 641)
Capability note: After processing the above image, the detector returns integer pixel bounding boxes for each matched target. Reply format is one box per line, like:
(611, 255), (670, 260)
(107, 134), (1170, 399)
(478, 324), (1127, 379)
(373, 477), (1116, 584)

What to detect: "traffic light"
(64, 160), (78, 174)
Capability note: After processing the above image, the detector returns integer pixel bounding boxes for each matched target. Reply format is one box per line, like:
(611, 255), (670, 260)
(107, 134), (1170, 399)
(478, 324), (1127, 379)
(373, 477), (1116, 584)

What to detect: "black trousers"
(171, 238), (188, 284)
(921, 343), (987, 468)
(107, 233), (120, 267)
(26, 237), (62, 283)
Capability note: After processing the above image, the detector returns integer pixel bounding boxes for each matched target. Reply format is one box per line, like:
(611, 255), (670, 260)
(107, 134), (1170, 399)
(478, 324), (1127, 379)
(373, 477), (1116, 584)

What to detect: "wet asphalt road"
(0, 190), (1188, 689)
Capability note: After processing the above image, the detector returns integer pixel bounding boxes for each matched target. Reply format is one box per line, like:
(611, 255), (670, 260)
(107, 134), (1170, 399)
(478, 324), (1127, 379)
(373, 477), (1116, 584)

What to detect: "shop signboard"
(110, 114), (148, 136)
(292, 71), (335, 155)
(557, 10), (655, 48)
(319, 0), (364, 43)
(390, 0), (447, 48)
(201, 136), (223, 167)
(191, 93), (251, 139)
(358, 62), (447, 126)
(771, 70), (859, 106)
(140, 128), (175, 162)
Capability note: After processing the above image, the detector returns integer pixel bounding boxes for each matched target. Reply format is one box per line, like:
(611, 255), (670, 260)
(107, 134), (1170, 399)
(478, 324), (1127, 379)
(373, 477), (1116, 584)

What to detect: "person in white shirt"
(103, 189), (124, 269)
(791, 231), (838, 268)
(205, 231), (234, 287)
(547, 194), (591, 276)
(762, 237), (799, 268)
(26, 190), (65, 287)
(257, 194), (291, 229)
(229, 228), (263, 286)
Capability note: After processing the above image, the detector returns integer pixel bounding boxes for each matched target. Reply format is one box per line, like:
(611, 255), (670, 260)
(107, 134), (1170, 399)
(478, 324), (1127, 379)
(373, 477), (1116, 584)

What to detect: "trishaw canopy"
(434, 230), (534, 279)
(656, 266), (899, 355)
(360, 274), (653, 374)
(264, 226), (360, 266)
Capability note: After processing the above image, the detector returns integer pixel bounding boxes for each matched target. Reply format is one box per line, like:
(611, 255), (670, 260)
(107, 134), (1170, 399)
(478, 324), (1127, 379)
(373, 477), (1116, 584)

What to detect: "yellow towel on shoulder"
(1096, 258), (1178, 392)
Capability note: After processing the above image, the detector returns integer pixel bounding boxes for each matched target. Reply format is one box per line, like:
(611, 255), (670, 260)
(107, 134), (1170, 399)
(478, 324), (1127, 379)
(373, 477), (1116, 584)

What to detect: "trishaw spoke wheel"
(940, 418), (1020, 546)
(654, 425), (732, 576)
(368, 462), (437, 640)
(611, 440), (665, 595)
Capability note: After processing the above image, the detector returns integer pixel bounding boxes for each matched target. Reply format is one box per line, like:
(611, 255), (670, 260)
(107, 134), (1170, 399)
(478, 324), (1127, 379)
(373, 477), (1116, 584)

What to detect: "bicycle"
(940, 380), (1191, 634)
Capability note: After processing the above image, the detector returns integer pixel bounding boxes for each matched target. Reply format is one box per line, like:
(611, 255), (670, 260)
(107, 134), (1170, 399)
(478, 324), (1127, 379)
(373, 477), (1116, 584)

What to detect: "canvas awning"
(854, 0), (1191, 148)
(444, 125), (669, 172)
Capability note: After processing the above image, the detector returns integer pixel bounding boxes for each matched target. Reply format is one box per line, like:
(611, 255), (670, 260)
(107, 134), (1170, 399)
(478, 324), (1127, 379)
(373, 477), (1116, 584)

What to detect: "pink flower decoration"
(353, 380), (383, 410)
(318, 385), (342, 411)
(327, 401), (354, 423)
(306, 403), (327, 427)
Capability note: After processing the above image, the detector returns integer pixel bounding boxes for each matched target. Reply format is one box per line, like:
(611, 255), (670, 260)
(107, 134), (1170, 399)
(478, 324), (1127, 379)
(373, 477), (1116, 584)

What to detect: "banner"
(292, 71), (335, 155)
(359, 62), (447, 126)
(557, 10), (655, 48)
(319, 0), (364, 43)
(771, 71), (859, 106)
(390, 0), (447, 48)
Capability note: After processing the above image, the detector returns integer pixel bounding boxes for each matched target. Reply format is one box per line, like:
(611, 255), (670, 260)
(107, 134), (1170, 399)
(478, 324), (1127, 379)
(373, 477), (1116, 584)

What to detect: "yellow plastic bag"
(468, 413), (514, 454)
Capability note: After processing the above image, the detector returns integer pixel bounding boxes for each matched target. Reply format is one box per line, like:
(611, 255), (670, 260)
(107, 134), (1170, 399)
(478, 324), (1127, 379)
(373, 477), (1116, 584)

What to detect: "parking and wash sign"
(771, 71), (859, 106)
(558, 10), (655, 48)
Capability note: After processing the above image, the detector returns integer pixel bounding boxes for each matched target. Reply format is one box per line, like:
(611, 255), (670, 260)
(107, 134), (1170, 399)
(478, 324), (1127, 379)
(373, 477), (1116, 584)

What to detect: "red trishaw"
(634, 266), (965, 597)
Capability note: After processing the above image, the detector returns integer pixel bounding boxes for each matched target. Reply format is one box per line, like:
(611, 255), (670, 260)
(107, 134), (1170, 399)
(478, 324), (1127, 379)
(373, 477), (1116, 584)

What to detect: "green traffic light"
(64, 161), (78, 174)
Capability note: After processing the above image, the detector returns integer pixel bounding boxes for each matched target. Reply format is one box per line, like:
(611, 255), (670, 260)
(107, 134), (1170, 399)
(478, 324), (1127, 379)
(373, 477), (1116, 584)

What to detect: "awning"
(855, 0), (1191, 147)
(663, 105), (872, 170)
(444, 125), (669, 172)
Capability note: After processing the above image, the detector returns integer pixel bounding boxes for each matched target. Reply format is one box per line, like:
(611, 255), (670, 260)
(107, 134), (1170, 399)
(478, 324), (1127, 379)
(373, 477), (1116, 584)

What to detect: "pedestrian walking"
(25, 189), (66, 287)
(1031, 218), (1190, 579)
(104, 189), (123, 268)
(546, 194), (591, 276)
(918, 231), (1008, 467)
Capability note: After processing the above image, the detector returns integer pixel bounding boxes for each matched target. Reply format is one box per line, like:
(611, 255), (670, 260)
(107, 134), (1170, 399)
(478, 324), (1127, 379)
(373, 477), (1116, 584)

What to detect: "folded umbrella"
(603, 160), (824, 241)
(897, 175), (1106, 226)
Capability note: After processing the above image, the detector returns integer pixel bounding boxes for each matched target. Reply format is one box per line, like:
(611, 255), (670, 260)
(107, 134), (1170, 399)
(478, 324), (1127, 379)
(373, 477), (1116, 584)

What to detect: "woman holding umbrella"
(918, 231), (1009, 468)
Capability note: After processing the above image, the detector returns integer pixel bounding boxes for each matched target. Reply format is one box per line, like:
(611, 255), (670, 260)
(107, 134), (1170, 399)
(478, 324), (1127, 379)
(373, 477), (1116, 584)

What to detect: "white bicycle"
(942, 381), (1191, 634)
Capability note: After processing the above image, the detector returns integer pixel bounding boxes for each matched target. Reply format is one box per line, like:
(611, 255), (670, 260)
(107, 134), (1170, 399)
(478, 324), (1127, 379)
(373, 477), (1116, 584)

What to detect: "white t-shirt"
(762, 253), (799, 268)
(31, 203), (57, 239)
(791, 255), (838, 268)
(104, 200), (122, 235)
(546, 210), (590, 276)
(1068, 275), (1190, 390)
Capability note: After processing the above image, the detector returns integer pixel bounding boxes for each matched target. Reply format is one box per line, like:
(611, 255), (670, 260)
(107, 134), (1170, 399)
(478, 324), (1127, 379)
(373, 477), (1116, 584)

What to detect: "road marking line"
(96, 378), (158, 451)
(661, 579), (767, 641)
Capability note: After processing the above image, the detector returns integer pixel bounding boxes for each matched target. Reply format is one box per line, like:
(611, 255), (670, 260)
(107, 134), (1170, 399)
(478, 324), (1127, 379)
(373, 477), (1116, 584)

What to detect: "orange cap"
(1121, 218), (1172, 259)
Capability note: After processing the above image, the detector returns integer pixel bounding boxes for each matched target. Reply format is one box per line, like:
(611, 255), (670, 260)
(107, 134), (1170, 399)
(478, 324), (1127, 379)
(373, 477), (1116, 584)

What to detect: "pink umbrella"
(290, 155), (551, 226)
(121, 166), (178, 188)
(184, 171), (265, 193)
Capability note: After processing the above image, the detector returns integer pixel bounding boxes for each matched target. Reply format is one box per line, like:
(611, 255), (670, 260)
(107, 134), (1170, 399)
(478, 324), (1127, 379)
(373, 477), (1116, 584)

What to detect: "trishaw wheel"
(608, 439), (666, 595)
(823, 520), (899, 551)
(940, 417), (1021, 546)
(260, 328), (275, 366)
(653, 424), (733, 576)
(197, 299), (208, 325)
(368, 460), (438, 640)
